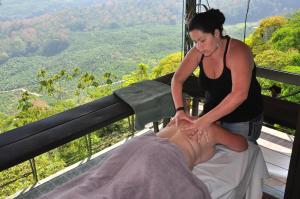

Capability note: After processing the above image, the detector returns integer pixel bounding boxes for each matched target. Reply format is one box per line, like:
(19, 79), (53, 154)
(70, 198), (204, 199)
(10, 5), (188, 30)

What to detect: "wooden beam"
(257, 67), (300, 86)
(284, 110), (300, 199)
(263, 96), (299, 129)
(0, 95), (133, 171)
(184, 0), (196, 55)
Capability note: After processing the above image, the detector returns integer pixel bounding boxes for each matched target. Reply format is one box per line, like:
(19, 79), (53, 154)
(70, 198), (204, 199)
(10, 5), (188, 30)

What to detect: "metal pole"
(29, 158), (38, 183)
(84, 135), (92, 157)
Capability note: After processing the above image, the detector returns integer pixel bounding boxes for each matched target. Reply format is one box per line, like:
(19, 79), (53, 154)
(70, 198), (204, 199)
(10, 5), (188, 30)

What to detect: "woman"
(171, 8), (263, 142)
(39, 120), (247, 199)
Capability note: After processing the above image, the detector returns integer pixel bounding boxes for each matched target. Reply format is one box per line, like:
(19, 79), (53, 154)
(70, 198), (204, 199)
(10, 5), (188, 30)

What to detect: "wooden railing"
(0, 67), (299, 198)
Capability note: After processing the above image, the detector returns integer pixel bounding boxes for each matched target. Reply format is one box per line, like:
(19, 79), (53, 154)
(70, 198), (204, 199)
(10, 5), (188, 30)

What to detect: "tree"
(37, 67), (80, 101)
(75, 72), (100, 103)
(42, 39), (70, 57)
(246, 16), (287, 55)
(17, 91), (33, 112)
(0, 51), (9, 64)
(151, 52), (182, 78)
(254, 49), (298, 70)
(122, 63), (150, 87)
(9, 36), (27, 57)
(0, 152), (65, 197)
(270, 10), (300, 51)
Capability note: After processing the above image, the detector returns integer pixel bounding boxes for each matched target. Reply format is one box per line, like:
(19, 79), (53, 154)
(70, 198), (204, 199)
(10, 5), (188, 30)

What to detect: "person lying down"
(158, 119), (248, 169)
(39, 120), (248, 199)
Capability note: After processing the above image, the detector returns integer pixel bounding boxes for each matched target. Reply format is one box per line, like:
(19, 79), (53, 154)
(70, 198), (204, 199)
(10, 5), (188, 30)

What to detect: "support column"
(284, 109), (300, 199)
(184, 0), (196, 55)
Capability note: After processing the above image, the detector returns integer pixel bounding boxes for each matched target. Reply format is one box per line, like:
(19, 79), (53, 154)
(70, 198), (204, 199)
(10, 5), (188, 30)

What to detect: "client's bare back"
(157, 120), (216, 169)
(156, 119), (248, 169)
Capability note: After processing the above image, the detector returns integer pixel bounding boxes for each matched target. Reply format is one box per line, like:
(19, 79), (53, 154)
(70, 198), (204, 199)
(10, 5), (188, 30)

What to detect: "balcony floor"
(259, 126), (293, 199)
(10, 125), (293, 199)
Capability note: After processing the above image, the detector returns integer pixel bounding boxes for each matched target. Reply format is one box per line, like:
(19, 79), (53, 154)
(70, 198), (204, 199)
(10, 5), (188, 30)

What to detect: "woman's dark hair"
(188, 9), (225, 35)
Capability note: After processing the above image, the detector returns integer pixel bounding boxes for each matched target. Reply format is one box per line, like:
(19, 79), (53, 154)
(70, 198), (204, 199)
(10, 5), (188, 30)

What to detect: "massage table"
(193, 141), (269, 199)
(38, 134), (268, 199)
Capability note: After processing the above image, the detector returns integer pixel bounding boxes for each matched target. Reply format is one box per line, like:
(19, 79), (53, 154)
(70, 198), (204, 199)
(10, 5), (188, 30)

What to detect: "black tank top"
(199, 36), (263, 122)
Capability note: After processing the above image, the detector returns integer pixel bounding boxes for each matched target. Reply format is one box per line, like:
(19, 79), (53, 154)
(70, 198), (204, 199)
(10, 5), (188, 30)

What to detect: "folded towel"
(113, 80), (175, 130)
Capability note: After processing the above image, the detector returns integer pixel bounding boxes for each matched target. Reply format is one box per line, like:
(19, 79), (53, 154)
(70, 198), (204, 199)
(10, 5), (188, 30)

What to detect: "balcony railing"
(0, 67), (299, 199)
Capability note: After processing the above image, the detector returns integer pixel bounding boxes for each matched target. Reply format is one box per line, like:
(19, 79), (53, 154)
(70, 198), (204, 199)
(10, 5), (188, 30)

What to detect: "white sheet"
(193, 142), (269, 199)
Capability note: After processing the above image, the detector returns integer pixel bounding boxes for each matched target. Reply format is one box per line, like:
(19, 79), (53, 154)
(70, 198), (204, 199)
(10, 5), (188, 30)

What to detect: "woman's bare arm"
(172, 47), (202, 109)
(208, 123), (248, 152)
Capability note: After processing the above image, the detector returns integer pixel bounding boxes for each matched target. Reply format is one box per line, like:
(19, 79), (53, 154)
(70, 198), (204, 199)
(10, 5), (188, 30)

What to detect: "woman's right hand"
(172, 110), (193, 127)
(168, 111), (200, 138)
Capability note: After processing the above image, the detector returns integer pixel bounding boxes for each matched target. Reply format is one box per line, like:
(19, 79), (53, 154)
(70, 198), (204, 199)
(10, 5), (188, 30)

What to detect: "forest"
(0, 0), (299, 198)
(1, 0), (299, 113)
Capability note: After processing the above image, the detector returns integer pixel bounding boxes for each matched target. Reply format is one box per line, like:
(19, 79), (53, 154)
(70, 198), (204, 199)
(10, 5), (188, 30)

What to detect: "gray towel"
(39, 133), (211, 199)
(114, 80), (175, 130)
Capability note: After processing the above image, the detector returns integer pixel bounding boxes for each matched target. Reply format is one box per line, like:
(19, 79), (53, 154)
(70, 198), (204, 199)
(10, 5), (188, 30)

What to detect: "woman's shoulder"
(228, 37), (250, 52)
(184, 47), (203, 64)
(227, 37), (252, 60)
(226, 37), (254, 69)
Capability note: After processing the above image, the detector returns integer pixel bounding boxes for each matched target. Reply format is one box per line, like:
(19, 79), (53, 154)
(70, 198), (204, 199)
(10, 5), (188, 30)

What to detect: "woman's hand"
(181, 117), (211, 143)
(169, 110), (193, 127)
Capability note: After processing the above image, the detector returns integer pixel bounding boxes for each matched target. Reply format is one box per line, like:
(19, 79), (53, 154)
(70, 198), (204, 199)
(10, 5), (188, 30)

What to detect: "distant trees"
(270, 11), (300, 51)
(0, 51), (9, 64)
(246, 10), (300, 103)
(0, 0), (183, 63)
(17, 91), (33, 112)
(0, 16), (70, 62)
(9, 37), (27, 57)
(42, 39), (70, 57)
(151, 52), (182, 78)
(247, 11), (300, 69)
(68, 21), (86, 32)
(246, 16), (287, 55)
(0, 154), (65, 197)
(122, 63), (150, 87)
(254, 49), (298, 70)
(37, 67), (80, 100)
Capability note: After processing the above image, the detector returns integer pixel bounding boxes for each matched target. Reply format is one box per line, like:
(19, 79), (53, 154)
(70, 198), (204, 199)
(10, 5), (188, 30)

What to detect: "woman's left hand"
(181, 117), (211, 143)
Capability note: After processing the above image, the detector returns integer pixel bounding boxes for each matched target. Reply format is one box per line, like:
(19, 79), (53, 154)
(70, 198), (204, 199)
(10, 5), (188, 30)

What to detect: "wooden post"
(284, 109), (300, 199)
(153, 121), (159, 133)
(192, 97), (200, 116)
(163, 118), (171, 128)
(184, 0), (196, 56)
(185, 0), (199, 117)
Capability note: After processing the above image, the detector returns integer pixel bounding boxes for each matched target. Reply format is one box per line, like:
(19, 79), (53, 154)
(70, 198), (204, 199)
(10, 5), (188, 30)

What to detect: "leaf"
(106, 79), (113, 85)
(92, 82), (99, 87)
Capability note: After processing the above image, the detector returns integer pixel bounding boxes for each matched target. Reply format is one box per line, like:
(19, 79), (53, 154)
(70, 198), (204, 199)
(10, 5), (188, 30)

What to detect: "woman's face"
(189, 29), (219, 56)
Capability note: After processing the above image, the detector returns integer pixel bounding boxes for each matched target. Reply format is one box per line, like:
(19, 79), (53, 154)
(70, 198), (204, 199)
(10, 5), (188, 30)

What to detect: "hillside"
(1, 0), (299, 23)
(0, 0), (298, 114)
